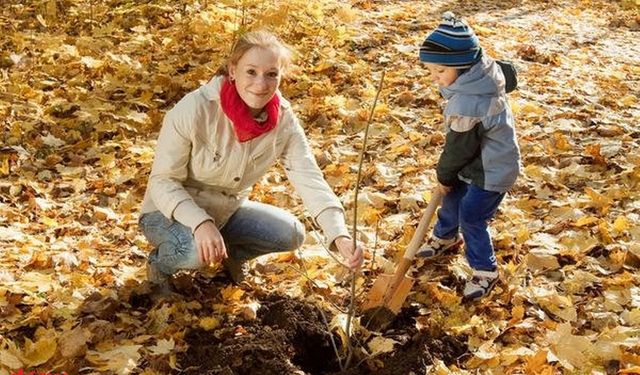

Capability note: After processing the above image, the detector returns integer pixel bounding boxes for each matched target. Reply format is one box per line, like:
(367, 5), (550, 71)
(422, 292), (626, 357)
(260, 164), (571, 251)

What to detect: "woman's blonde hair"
(225, 30), (294, 74)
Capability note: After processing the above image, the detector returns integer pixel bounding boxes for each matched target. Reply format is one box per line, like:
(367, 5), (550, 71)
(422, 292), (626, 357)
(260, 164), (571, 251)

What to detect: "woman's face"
(229, 46), (282, 115)
(425, 63), (459, 87)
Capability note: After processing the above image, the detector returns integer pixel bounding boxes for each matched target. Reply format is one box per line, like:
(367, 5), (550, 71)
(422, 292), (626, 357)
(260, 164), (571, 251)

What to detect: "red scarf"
(220, 78), (280, 142)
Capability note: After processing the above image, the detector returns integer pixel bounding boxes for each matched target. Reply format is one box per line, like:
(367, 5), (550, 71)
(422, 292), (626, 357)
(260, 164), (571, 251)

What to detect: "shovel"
(361, 189), (443, 321)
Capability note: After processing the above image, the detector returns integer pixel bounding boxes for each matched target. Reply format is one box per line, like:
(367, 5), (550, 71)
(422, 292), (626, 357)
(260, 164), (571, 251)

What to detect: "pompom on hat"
(419, 12), (482, 68)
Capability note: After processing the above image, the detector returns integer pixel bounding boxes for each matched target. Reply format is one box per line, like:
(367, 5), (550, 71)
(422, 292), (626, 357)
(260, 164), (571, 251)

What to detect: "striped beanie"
(419, 12), (482, 68)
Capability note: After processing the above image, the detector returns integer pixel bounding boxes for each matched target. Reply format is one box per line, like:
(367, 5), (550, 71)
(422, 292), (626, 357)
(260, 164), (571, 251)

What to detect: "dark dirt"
(181, 325), (299, 375)
(339, 306), (468, 375)
(356, 332), (468, 374)
(180, 294), (341, 375)
(180, 296), (469, 375)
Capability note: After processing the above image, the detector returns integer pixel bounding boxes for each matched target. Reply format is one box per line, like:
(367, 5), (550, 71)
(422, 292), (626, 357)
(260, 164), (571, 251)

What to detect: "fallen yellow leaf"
(148, 338), (175, 356)
(221, 285), (245, 301)
(516, 226), (531, 244)
(86, 344), (142, 375)
(0, 154), (9, 176)
(0, 349), (23, 369)
(619, 367), (640, 375)
(41, 216), (59, 227)
(524, 349), (550, 374)
(546, 323), (594, 371)
(584, 187), (613, 214)
(598, 220), (613, 244)
(553, 132), (572, 151)
(21, 336), (57, 367)
(613, 216), (630, 233)
(59, 326), (88, 358)
(619, 94), (637, 107)
(517, 101), (545, 116)
(199, 317), (220, 331)
(574, 216), (598, 227)
(509, 304), (525, 325)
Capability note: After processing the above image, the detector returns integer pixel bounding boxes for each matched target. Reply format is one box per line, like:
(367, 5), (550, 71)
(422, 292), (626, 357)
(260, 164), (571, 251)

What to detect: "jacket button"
(234, 177), (240, 182)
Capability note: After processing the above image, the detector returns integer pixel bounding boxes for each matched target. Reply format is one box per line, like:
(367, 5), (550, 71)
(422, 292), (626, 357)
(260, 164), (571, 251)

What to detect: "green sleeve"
(436, 122), (483, 186)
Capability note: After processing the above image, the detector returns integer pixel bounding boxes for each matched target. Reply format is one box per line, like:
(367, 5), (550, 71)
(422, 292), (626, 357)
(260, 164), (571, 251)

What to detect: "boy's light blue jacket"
(436, 56), (521, 193)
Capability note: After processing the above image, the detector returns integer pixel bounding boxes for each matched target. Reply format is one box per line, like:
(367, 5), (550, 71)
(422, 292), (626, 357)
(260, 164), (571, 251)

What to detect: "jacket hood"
(440, 56), (507, 118)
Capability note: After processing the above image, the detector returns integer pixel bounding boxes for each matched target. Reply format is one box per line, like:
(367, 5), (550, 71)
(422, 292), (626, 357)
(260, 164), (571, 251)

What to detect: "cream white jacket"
(140, 76), (349, 245)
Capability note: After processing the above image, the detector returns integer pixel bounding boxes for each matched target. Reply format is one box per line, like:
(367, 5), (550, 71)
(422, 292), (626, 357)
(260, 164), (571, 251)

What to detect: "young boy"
(416, 12), (521, 300)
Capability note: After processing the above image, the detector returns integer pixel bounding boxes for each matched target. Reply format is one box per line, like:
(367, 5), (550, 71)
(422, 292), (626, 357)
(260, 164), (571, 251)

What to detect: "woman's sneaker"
(146, 260), (169, 285)
(416, 234), (463, 258)
(463, 269), (499, 301)
(146, 261), (179, 299)
(223, 257), (249, 284)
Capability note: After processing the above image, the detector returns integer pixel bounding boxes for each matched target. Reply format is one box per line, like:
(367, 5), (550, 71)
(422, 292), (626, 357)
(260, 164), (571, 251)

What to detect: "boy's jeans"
(433, 183), (505, 271)
(139, 200), (305, 277)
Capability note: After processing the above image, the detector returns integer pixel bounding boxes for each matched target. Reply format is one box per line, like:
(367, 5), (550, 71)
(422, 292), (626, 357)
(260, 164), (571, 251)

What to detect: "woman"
(139, 30), (364, 293)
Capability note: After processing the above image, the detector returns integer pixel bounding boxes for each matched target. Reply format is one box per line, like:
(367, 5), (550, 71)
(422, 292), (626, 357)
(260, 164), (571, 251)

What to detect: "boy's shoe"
(223, 257), (249, 284)
(463, 269), (499, 301)
(416, 233), (463, 258)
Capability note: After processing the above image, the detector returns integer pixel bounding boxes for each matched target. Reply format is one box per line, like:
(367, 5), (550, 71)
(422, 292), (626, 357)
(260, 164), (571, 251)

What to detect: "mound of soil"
(180, 296), (468, 375)
(356, 332), (467, 374)
(182, 325), (297, 375)
(340, 307), (468, 375)
(260, 296), (337, 372)
(180, 295), (340, 375)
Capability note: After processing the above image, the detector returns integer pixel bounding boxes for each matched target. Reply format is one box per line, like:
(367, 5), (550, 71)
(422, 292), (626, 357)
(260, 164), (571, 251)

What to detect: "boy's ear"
(496, 60), (518, 93)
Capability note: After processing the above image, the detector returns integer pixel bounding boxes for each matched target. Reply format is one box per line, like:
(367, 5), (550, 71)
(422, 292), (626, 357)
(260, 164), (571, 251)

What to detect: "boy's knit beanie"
(419, 12), (482, 68)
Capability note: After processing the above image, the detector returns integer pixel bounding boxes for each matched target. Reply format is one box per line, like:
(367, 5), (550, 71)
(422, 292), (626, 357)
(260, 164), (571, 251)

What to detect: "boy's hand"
(437, 182), (452, 195)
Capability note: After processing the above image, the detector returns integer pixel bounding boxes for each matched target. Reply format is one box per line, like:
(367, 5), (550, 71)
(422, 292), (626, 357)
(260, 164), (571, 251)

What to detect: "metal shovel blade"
(360, 273), (415, 314)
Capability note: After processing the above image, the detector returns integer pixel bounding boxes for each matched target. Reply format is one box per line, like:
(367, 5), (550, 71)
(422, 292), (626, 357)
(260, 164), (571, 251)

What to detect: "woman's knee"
(153, 240), (200, 273)
(141, 213), (199, 269)
(290, 219), (306, 250)
(259, 206), (305, 251)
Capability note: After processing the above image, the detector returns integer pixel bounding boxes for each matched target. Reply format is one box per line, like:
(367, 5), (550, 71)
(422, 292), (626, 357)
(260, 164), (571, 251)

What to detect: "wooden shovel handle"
(386, 189), (443, 295)
(404, 189), (443, 261)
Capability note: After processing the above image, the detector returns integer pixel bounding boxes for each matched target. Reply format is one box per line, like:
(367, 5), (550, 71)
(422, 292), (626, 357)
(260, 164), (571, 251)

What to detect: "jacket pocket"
(251, 136), (285, 165)
(191, 145), (225, 181)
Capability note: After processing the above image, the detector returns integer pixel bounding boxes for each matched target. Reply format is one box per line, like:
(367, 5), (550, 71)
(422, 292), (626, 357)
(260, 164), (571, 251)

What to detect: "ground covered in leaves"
(1, 0), (640, 374)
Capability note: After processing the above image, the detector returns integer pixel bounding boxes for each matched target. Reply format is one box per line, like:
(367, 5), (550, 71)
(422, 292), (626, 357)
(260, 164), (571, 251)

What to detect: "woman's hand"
(334, 236), (364, 271)
(194, 220), (228, 265)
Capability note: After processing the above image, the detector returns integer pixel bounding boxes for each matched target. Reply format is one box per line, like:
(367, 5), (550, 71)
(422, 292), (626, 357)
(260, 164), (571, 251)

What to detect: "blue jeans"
(433, 183), (505, 271)
(139, 200), (305, 276)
